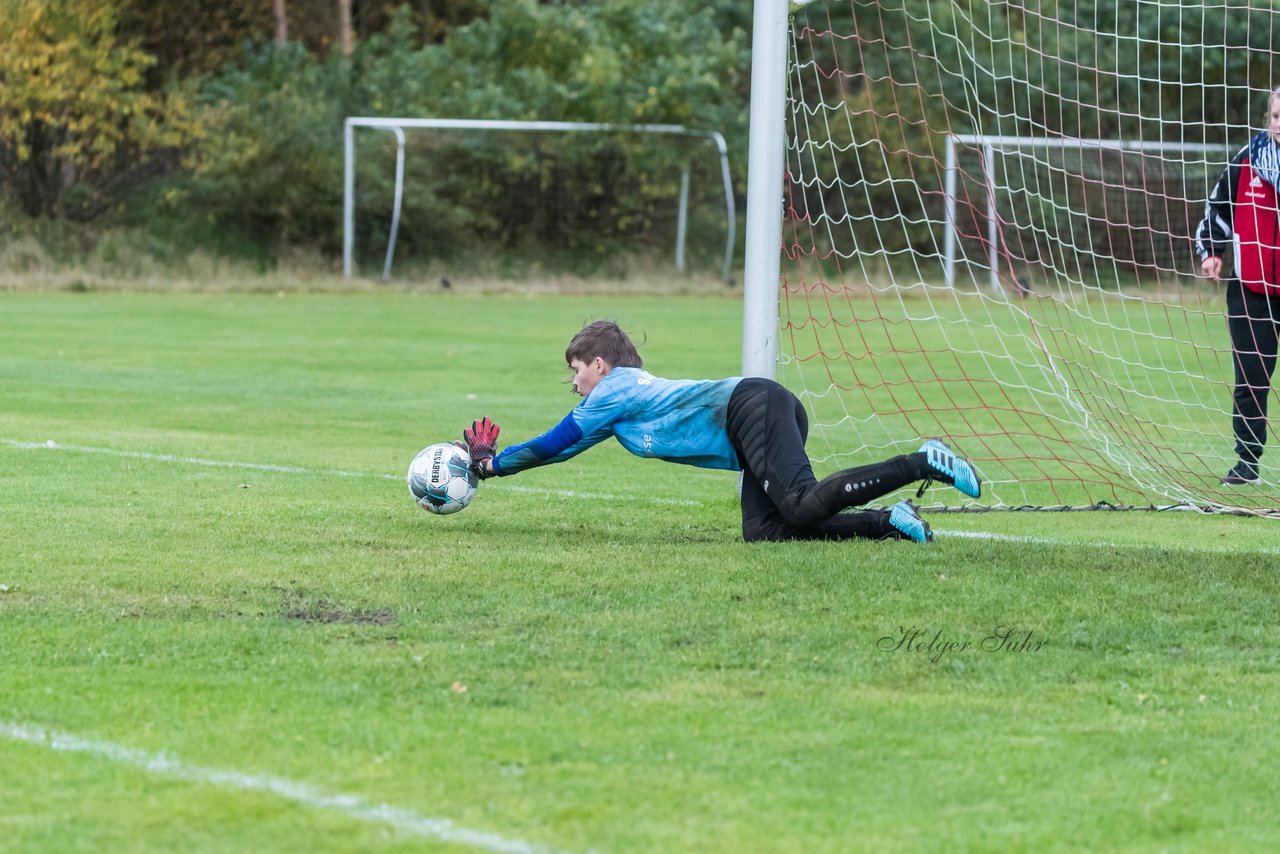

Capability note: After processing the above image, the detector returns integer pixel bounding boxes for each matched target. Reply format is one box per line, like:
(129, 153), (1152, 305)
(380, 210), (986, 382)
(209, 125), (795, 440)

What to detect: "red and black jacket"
(1196, 144), (1280, 296)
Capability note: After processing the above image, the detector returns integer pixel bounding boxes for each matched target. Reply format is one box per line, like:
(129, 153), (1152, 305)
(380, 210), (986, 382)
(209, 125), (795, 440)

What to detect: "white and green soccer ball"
(407, 442), (477, 515)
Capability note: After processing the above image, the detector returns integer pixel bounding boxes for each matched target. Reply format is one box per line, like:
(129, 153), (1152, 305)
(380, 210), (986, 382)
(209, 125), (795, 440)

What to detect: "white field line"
(940, 528), (1280, 556)
(0, 721), (568, 854)
(0, 437), (701, 506)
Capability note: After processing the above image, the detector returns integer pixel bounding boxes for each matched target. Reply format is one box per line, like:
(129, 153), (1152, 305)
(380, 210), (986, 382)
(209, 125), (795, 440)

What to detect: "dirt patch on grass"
(277, 587), (396, 626)
(284, 605), (397, 625)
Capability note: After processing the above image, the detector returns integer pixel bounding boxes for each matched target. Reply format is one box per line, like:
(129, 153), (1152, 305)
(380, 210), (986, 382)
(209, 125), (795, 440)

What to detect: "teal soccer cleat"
(918, 439), (981, 499)
(888, 499), (933, 543)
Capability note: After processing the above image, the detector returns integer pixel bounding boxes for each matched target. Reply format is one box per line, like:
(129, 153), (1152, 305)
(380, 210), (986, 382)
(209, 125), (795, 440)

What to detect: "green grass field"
(2, 290), (1278, 852)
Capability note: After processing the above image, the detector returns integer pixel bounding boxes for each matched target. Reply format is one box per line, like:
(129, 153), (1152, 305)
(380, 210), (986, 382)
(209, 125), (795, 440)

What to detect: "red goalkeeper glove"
(463, 417), (501, 478)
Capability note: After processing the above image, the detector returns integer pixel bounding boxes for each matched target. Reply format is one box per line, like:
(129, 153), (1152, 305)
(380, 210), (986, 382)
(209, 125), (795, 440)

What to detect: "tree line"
(2, 1), (1277, 274)
(0, 0), (751, 273)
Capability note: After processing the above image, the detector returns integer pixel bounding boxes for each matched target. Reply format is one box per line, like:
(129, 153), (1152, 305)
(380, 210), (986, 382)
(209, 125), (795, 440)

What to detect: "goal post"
(744, 0), (1280, 516)
(739, 0), (789, 380)
(342, 117), (737, 283)
(942, 135), (1230, 293)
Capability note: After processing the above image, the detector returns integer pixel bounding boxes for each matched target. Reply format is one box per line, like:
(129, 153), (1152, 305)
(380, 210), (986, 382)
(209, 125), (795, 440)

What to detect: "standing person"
(459, 320), (981, 543)
(1195, 86), (1280, 485)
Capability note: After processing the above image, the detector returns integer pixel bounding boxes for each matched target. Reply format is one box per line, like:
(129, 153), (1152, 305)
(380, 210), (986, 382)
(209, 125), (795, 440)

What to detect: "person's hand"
(463, 417), (501, 478)
(451, 440), (489, 479)
(1200, 256), (1222, 281)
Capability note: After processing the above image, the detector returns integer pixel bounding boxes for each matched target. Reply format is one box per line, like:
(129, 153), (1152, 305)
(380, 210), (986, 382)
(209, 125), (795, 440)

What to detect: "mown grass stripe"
(7, 438), (1269, 548)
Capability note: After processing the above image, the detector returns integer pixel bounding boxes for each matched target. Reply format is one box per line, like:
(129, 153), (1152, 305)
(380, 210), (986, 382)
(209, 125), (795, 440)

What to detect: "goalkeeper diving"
(460, 320), (980, 543)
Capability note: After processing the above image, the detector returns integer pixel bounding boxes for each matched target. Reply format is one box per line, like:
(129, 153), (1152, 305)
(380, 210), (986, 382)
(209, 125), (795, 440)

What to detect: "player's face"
(569, 357), (608, 397)
(1269, 97), (1280, 143)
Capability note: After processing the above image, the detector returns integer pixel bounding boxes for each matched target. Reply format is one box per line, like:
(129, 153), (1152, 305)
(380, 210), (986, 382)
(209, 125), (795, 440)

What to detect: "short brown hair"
(565, 320), (643, 368)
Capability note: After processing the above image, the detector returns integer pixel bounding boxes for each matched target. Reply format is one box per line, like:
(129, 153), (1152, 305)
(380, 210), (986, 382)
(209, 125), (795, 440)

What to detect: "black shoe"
(1221, 460), (1260, 485)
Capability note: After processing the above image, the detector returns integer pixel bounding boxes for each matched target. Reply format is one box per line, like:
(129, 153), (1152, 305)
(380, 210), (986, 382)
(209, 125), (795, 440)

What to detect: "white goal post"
(342, 117), (737, 283)
(943, 134), (1228, 293)
(740, 0), (789, 380)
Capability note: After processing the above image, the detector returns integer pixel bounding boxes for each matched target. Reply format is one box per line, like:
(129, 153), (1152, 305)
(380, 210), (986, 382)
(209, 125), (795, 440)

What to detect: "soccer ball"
(407, 442), (477, 515)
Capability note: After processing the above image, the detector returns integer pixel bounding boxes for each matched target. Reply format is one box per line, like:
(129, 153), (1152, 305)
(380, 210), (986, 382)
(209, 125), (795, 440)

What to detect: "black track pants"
(725, 378), (924, 542)
(1226, 279), (1280, 464)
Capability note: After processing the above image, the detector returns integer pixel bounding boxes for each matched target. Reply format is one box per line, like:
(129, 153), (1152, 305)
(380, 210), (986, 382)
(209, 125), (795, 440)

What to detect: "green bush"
(176, 42), (353, 259)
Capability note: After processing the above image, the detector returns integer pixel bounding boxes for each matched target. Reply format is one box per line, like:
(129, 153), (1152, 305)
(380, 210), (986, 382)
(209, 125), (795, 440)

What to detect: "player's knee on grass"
(742, 508), (898, 543)
(741, 518), (789, 542)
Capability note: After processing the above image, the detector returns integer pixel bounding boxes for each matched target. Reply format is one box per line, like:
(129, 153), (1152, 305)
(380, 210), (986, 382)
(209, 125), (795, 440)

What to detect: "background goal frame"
(342, 117), (736, 283)
(942, 134), (1229, 293)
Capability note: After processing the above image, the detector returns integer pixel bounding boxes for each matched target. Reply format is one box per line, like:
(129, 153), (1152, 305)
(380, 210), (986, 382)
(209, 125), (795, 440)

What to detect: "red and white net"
(780, 0), (1280, 514)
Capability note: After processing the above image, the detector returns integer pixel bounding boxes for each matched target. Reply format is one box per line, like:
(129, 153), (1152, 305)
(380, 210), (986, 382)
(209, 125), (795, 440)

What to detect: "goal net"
(779, 0), (1280, 515)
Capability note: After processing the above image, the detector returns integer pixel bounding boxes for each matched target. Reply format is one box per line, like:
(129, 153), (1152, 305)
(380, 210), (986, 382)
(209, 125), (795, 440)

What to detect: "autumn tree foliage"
(0, 1), (195, 220)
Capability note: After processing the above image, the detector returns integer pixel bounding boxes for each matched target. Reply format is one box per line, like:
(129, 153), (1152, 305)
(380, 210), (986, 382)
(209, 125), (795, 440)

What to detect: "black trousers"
(1226, 279), (1280, 464)
(725, 378), (923, 542)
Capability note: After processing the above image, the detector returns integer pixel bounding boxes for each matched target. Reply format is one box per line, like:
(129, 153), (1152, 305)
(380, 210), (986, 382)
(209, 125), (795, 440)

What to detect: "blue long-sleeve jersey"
(490, 368), (744, 476)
